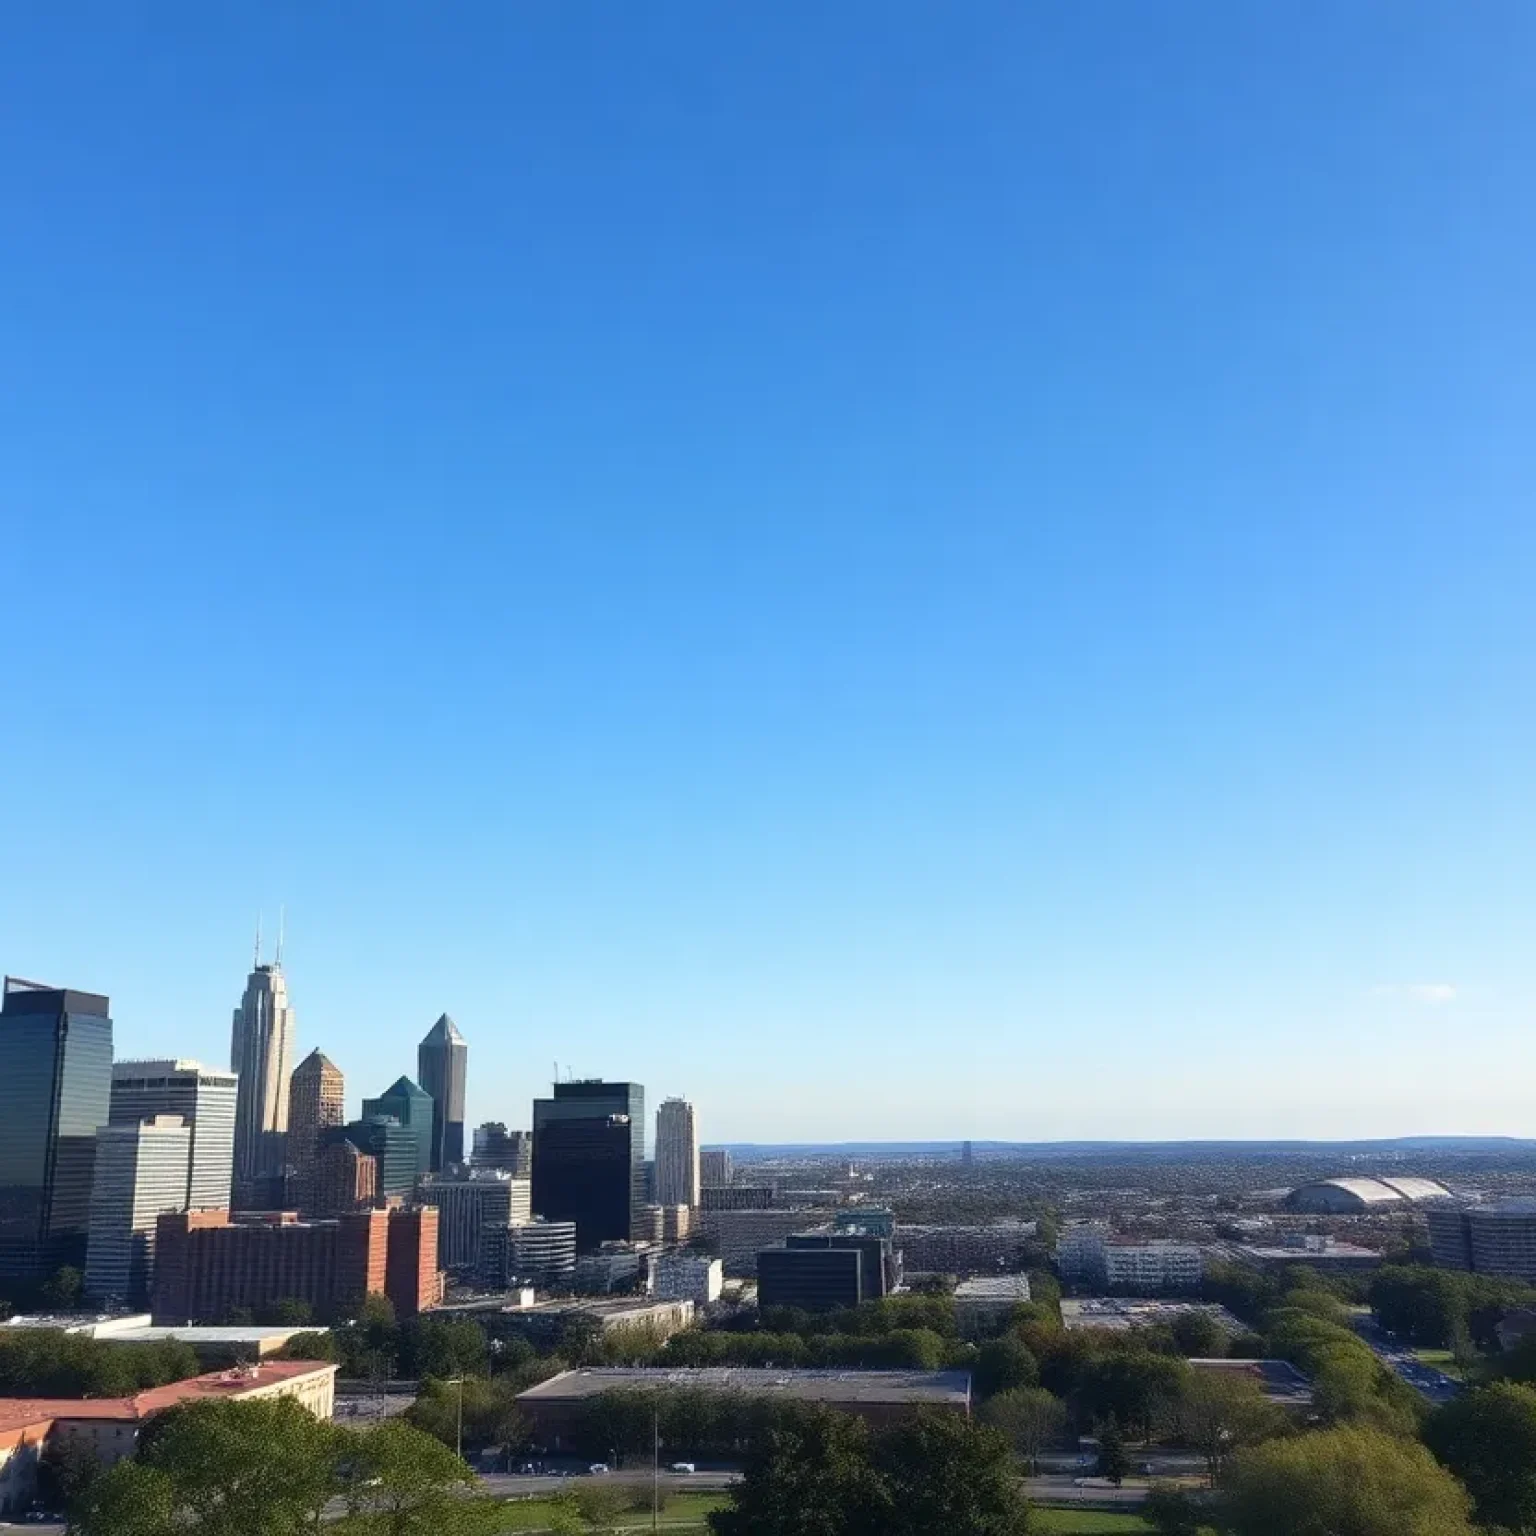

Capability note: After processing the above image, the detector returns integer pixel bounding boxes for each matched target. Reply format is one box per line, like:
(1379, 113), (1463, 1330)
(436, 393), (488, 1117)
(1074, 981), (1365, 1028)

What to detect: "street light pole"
(652, 1405), (660, 1535)
(445, 1376), (465, 1461)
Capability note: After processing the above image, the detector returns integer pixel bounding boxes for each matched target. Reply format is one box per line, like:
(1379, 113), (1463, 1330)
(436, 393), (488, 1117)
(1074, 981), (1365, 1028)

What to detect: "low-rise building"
(1103, 1240), (1203, 1293)
(651, 1254), (723, 1305)
(0, 1361), (336, 1516)
(1231, 1236), (1382, 1274)
(954, 1275), (1032, 1337)
(434, 1295), (694, 1349)
(572, 1244), (649, 1295)
(1061, 1298), (1244, 1334)
(758, 1246), (863, 1313)
(700, 1186), (776, 1212)
(898, 1220), (1037, 1277)
(518, 1367), (970, 1447)
(700, 1208), (840, 1275)
(1055, 1223), (1111, 1285)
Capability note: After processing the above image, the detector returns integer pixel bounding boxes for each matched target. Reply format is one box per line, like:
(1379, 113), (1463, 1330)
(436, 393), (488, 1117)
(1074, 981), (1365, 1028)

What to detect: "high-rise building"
(472, 1123), (533, 1177)
(323, 1117), (418, 1201)
(230, 952), (296, 1208)
(419, 1169), (532, 1271)
(0, 977), (114, 1275)
(531, 1081), (645, 1251)
(84, 1116), (192, 1307)
(109, 1060), (238, 1210)
(287, 1051), (345, 1212)
(655, 1098), (700, 1210)
(310, 1136), (378, 1218)
(1429, 1200), (1536, 1284)
(417, 1016), (467, 1172)
(152, 1207), (441, 1324)
(360, 1078), (433, 1192)
(699, 1149), (732, 1188)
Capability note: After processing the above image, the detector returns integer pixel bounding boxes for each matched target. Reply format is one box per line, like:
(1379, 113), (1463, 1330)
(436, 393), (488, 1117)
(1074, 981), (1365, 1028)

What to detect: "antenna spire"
(253, 913), (263, 970)
(276, 905), (285, 967)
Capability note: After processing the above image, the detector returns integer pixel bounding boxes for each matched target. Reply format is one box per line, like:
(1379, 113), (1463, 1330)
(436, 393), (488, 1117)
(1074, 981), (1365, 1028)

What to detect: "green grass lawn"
(1412, 1347), (1467, 1380)
(1031, 1511), (1152, 1534)
(488, 1490), (728, 1532)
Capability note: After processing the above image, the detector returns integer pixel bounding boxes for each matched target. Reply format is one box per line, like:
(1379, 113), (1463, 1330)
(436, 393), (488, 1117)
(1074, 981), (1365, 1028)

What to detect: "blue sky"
(4, 5), (1534, 1143)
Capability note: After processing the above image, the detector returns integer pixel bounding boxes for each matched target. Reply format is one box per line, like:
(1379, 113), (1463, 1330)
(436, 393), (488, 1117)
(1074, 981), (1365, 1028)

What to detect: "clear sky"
(4, 5), (1534, 1144)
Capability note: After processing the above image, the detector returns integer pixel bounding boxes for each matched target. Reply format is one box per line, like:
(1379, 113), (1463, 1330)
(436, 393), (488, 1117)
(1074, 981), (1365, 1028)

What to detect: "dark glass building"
(324, 1116), (420, 1201)
(360, 1077), (433, 1191)
(417, 1015), (467, 1172)
(531, 1081), (644, 1251)
(0, 978), (114, 1276)
(757, 1246), (864, 1312)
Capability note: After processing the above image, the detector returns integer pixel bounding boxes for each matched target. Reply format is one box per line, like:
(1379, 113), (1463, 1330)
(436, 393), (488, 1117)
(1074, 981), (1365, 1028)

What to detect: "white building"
(84, 1117), (193, 1307)
(1103, 1240), (1203, 1292)
(651, 1254), (723, 1305)
(500, 1219), (578, 1287)
(655, 1099), (700, 1209)
(419, 1169), (532, 1271)
(230, 951), (296, 1202)
(110, 1060), (237, 1210)
(954, 1275), (1032, 1337)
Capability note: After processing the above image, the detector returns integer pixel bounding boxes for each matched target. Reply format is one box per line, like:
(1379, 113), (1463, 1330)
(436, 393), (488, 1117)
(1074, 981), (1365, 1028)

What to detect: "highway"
(1352, 1314), (1462, 1405)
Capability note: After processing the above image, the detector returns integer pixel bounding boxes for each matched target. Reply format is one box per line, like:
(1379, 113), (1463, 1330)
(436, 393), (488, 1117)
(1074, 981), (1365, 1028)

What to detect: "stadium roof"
(1287, 1176), (1452, 1207)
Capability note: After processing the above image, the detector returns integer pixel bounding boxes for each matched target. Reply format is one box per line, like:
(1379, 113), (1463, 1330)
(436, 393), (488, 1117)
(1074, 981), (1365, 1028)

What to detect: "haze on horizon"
(4, 7), (1533, 1146)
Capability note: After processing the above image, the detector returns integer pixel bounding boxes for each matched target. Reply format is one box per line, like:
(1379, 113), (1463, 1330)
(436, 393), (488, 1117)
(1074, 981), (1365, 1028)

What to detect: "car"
(669, 1462), (696, 1474)
(588, 1464), (610, 1475)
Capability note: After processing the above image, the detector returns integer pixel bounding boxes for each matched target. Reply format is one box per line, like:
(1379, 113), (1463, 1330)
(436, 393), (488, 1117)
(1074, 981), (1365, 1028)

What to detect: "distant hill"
(710, 1136), (1536, 1159)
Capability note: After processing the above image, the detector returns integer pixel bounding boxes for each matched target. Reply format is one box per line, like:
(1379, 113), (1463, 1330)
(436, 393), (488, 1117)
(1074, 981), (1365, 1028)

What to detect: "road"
(482, 1468), (1162, 1508)
(1352, 1314), (1462, 1405)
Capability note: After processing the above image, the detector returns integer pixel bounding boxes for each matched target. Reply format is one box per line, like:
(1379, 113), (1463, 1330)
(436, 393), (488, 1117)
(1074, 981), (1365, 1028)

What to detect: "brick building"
(152, 1208), (440, 1324)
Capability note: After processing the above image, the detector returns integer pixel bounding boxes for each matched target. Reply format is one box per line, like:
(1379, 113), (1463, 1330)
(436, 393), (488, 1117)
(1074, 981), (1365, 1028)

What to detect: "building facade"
(286, 1051), (344, 1212)
(325, 1117), (418, 1201)
(419, 1169), (532, 1271)
(898, 1220), (1035, 1276)
(650, 1254), (723, 1304)
(1429, 1199), (1536, 1284)
(109, 1060), (238, 1211)
(472, 1123), (532, 1177)
(699, 1149), (732, 1188)
(230, 959), (295, 1208)
(0, 978), (114, 1275)
(478, 1219), (578, 1288)
(151, 1207), (440, 1323)
(758, 1247), (864, 1312)
(359, 1078), (434, 1192)
(309, 1137), (378, 1218)
(654, 1098), (700, 1210)
(84, 1117), (193, 1307)
(1103, 1241), (1203, 1292)
(699, 1208), (838, 1275)
(700, 1185), (775, 1212)
(531, 1081), (645, 1251)
(417, 1015), (468, 1172)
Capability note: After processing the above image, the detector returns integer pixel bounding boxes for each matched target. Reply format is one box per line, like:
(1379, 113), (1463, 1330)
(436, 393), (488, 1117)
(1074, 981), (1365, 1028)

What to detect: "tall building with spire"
(655, 1097), (701, 1209)
(229, 927), (295, 1208)
(287, 1050), (344, 1212)
(417, 1015), (467, 1172)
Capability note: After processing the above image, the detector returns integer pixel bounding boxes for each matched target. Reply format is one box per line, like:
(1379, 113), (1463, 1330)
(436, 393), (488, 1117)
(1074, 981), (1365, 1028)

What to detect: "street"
(1351, 1314), (1462, 1405)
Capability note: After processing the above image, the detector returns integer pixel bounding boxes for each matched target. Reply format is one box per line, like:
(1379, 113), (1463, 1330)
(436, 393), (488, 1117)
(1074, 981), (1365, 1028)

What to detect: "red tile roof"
(0, 1360), (335, 1438)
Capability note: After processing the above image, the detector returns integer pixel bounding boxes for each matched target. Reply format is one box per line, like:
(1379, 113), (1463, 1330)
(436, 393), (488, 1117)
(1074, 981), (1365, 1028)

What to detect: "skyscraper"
(359, 1078), (434, 1191)
(287, 1050), (344, 1211)
(531, 1081), (644, 1251)
(0, 977), (114, 1275)
(472, 1123), (532, 1177)
(84, 1116), (192, 1307)
(417, 1015), (467, 1172)
(655, 1098), (700, 1209)
(230, 947), (296, 1208)
(109, 1060), (238, 1210)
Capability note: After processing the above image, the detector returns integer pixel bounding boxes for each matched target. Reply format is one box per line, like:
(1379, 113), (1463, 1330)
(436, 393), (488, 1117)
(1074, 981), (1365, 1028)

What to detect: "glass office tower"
(0, 978), (114, 1275)
(417, 1015), (467, 1172)
(360, 1078), (434, 1191)
(531, 1081), (644, 1251)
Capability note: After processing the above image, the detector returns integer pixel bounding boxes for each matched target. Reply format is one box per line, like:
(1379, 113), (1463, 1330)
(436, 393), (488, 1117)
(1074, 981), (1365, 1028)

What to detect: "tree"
(131, 1396), (344, 1534)
(1169, 1310), (1225, 1359)
(869, 1412), (1032, 1536)
(261, 1296), (315, 1326)
(1220, 1424), (1475, 1536)
(1143, 1484), (1206, 1536)
(1423, 1381), (1536, 1532)
(40, 1266), (83, 1310)
(1077, 1352), (1189, 1441)
(337, 1293), (401, 1382)
(1174, 1369), (1285, 1484)
(344, 1416), (477, 1535)
(64, 1460), (177, 1536)
(1095, 1420), (1130, 1486)
(282, 1331), (340, 1363)
(709, 1406), (878, 1536)
(571, 1481), (632, 1532)
(401, 1316), (489, 1381)
(973, 1336), (1039, 1399)
(981, 1388), (1066, 1474)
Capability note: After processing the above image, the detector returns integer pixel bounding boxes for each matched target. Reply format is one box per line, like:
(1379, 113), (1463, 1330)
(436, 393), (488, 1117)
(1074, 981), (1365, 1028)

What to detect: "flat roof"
(954, 1277), (1033, 1300)
(104, 1326), (326, 1346)
(1061, 1298), (1243, 1332)
(1239, 1241), (1380, 1259)
(518, 1367), (971, 1408)
(0, 1360), (336, 1437)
